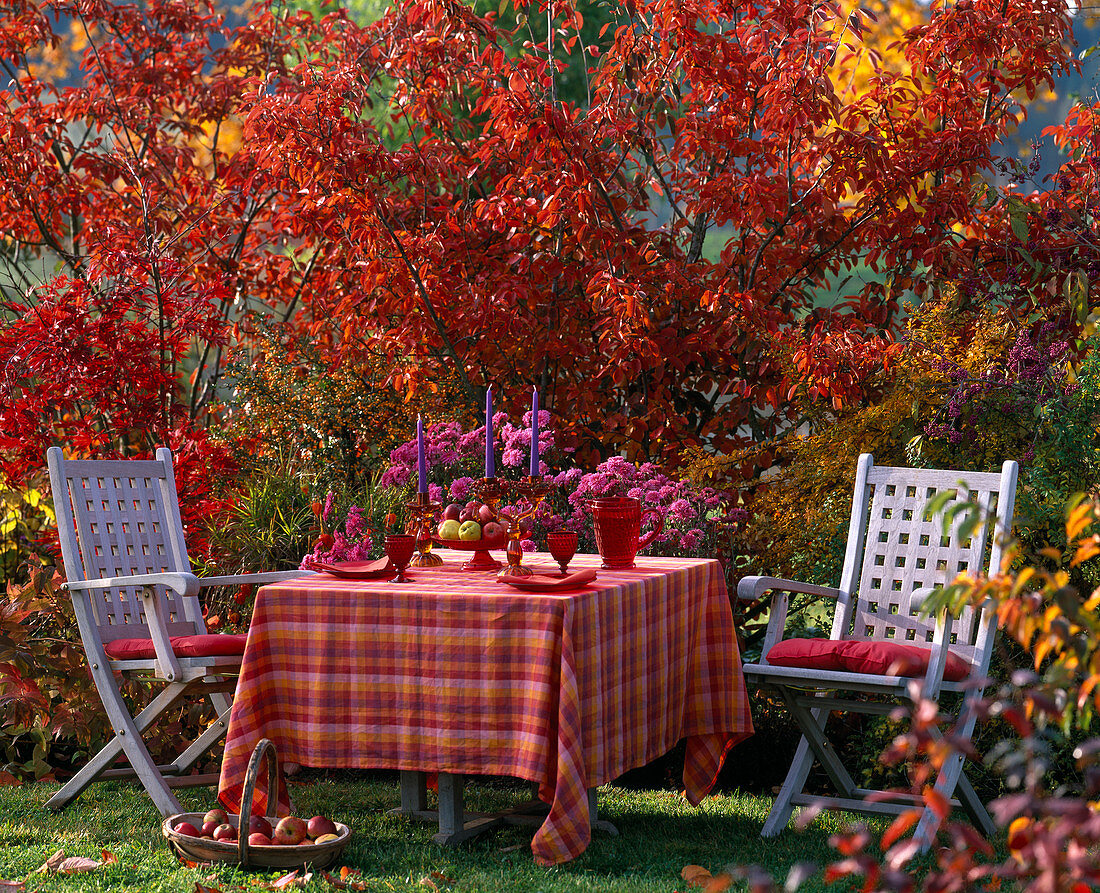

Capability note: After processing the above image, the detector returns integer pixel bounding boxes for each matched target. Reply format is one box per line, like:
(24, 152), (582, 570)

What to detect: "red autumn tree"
(0, 0), (1079, 491)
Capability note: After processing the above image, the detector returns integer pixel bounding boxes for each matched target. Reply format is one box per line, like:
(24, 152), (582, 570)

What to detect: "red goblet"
(547, 530), (578, 577)
(384, 534), (416, 583)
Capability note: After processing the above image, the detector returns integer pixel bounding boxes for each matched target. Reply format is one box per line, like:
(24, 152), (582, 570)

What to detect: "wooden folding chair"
(739, 453), (1018, 847)
(45, 446), (311, 816)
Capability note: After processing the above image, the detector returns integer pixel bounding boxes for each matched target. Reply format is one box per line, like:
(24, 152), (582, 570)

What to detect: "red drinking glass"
(547, 530), (578, 576)
(384, 534), (416, 583)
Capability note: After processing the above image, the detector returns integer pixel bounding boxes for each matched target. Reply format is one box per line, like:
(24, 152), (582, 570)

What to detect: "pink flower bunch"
(380, 411), (557, 495)
(299, 498), (374, 568)
(540, 456), (729, 558)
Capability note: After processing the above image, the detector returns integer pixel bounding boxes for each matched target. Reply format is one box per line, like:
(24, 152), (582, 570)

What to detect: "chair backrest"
(833, 454), (1018, 672)
(47, 446), (205, 644)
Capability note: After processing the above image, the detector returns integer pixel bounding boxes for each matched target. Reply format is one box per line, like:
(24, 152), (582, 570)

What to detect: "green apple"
(438, 519), (461, 540)
(458, 520), (481, 541)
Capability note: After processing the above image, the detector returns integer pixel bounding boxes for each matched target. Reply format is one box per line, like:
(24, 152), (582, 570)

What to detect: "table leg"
(390, 775), (617, 844)
(588, 787), (619, 837)
(400, 770), (427, 812)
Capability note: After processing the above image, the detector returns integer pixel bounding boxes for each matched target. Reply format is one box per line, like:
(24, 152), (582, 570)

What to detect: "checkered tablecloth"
(217, 551), (752, 865)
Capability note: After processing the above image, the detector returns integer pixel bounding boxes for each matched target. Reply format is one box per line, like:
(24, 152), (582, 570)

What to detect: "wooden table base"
(389, 770), (619, 846)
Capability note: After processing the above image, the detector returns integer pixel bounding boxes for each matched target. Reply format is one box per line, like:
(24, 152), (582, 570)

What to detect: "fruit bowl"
(162, 812), (350, 869)
(163, 738), (350, 869)
(433, 529), (509, 571)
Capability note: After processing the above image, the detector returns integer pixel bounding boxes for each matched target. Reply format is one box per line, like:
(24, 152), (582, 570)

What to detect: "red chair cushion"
(765, 638), (848, 672)
(767, 637), (971, 682)
(104, 634), (248, 660)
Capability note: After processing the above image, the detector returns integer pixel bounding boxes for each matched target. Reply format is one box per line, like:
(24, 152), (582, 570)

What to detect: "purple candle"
(417, 414), (427, 494)
(485, 386), (495, 478)
(529, 387), (539, 477)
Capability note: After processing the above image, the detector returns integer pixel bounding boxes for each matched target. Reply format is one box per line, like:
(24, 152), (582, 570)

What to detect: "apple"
(213, 823), (237, 842)
(248, 832), (273, 847)
(443, 503), (462, 521)
(458, 520), (481, 541)
(175, 821), (201, 838)
(465, 500), (480, 512)
(273, 815), (308, 846)
(203, 807), (229, 826)
(200, 820), (220, 837)
(248, 815), (273, 837)
(438, 518), (461, 540)
(307, 815), (338, 839)
(478, 504), (495, 524)
(313, 833), (341, 844)
(458, 507), (476, 523)
(482, 520), (504, 540)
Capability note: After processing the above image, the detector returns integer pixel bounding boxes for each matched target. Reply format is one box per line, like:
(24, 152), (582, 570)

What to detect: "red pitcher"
(589, 497), (665, 569)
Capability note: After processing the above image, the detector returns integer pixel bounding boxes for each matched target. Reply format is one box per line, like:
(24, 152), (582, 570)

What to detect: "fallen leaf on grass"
(193, 884), (225, 893)
(321, 868), (367, 891)
(33, 849), (117, 875)
(681, 865), (712, 886)
(679, 865), (733, 892)
(266, 869), (313, 889)
(0, 880), (25, 891)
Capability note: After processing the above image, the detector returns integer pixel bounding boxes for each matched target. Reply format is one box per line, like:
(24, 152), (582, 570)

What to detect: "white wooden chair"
(45, 446), (311, 817)
(739, 453), (1018, 847)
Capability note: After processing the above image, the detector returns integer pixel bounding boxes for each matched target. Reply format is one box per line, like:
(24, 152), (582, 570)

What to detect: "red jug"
(589, 497), (665, 569)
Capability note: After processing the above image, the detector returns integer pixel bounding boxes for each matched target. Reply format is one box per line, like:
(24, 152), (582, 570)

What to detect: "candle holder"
(495, 476), (552, 578)
(405, 494), (443, 567)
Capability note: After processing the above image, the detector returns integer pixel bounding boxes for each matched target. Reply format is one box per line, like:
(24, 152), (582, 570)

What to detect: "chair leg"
(762, 734), (814, 837)
(955, 769), (996, 836)
(47, 677), (189, 816)
(168, 686), (233, 775)
(782, 690), (859, 799)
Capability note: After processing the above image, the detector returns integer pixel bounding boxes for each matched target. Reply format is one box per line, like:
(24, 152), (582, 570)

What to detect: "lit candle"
(529, 387), (539, 477)
(417, 414), (427, 494)
(485, 386), (494, 478)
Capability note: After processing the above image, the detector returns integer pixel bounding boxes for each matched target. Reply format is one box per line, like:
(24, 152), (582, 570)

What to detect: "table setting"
(217, 386), (754, 866)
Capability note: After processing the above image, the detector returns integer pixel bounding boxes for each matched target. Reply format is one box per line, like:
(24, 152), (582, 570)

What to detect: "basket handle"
(237, 738), (281, 869)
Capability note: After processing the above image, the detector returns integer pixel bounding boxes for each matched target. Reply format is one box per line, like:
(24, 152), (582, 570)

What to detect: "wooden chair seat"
(45, 446), (312, 817)
(766, 637), (972, 681)
(738, 453), (1018, 849)
(104, 633), (248, 661)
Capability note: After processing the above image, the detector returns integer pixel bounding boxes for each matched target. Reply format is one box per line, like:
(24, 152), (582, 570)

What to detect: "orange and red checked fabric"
(217, 552), (753, 865)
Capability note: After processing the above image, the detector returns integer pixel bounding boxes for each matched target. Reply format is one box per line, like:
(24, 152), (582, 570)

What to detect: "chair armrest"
(65, 572), (201, 598)
(737, 577), (846, 665)
(198, 570), (317, 588)
(736, 575), (844, 602)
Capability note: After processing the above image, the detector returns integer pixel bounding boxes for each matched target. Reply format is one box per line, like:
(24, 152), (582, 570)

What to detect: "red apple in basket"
(203, 807), (229, 826)
(200, 820), (220, 837)
(478, 504), (495, 524)
(482, 521), (504, 540)
(248, 815), (273, 837)
(213, 823), (237, 842)
(443, 503), (461, 521)
(307, 815), (338, 839)
(273, 815), (308, 846)
(248, 832), (273, 847)
(458, 506), (476, 523)
(175, 821), (201, 838)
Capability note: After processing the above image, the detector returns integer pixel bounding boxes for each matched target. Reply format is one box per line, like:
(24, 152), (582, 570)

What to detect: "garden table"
(216, 551), (752, 865)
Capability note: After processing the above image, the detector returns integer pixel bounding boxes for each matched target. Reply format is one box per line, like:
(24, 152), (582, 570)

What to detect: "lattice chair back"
(835, 459), (1017, 676)
(49, 447), (205, 646)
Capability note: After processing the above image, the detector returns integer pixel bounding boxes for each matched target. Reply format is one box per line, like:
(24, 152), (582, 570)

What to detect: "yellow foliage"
(826, 0), (928, 103)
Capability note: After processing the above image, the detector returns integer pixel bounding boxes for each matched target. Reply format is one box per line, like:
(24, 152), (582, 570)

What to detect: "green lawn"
(0, 774), (890, 892)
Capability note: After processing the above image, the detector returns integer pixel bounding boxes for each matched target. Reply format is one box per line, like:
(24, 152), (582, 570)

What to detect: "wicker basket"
(162, 738), (351, 869)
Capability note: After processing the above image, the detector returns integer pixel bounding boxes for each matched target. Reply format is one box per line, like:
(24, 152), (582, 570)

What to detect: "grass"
(0, 773), (892, 892)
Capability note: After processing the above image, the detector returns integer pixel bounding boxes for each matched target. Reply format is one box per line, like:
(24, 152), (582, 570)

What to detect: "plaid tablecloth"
(217, 551), (752, 865)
